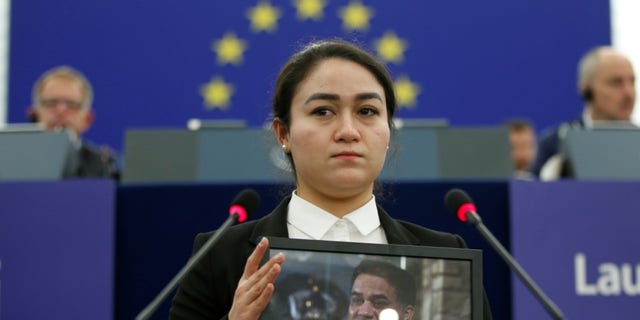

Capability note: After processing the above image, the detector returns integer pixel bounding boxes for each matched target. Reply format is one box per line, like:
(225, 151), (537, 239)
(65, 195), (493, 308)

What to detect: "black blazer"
(531, 118), (584, 177)
(63, 141), (120, 179)
(169, 196), (492, 319)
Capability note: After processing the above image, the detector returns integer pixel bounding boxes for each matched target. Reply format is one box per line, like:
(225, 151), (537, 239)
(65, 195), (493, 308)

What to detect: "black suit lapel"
(248, 197), (291, 245)
(377, 205), (420, 245)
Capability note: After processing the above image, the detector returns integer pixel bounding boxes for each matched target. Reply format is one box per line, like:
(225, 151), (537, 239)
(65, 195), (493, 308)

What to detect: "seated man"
(29, 66), (119, 179)
(531, 46), (636, 180)
(505, 119), (537, 179)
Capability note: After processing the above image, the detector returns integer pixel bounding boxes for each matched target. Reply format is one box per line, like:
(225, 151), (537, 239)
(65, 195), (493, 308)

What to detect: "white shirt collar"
(582, 108), (594, 129)
(343, 197), (382, 237)
(287, 191), (381, 240)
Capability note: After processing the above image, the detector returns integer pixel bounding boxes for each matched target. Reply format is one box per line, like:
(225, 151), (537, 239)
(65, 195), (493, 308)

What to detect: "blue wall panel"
(8, 0), (611, 151)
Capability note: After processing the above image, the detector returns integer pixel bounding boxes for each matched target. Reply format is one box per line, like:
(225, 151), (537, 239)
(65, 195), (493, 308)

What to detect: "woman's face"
(276, 58), (390, 201)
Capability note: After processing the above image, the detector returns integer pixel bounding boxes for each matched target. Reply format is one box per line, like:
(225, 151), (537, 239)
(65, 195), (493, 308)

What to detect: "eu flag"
(9, 0), (610, 152)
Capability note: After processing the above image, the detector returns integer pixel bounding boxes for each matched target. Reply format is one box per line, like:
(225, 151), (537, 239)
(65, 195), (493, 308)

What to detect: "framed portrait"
(261, 237), (483, 320)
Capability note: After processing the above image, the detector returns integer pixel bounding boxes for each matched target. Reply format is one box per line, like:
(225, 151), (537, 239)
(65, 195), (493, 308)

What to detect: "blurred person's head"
(30, 66), (94, 137)
(506, 120), (537, 172)
(348, 260), (415, 320)
(577, 46), (636, 121)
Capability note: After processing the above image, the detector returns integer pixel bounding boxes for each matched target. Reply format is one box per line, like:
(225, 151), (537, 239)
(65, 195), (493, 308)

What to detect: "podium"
(0, 130), (75, 181)
(564, 129), (640, 179)
(122, 128), (292, 183)
(123, 126), (513, 183)
(0, 180), (115, 319)
(511, 180), (640, 319)
(115, 181), (511, 320)
(381, 126), (513, 180)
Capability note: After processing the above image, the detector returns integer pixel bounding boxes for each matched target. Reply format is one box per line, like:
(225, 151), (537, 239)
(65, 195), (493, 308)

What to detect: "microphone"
(135, 188), (261, 320)
(444, 188), (565, 320)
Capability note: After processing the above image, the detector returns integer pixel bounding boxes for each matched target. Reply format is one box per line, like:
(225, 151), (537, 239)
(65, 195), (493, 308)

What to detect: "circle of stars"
(201, 0), (421, 110)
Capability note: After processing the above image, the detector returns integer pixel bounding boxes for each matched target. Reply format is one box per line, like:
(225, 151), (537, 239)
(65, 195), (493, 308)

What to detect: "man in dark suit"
(29, 66), (119, 179)
(505, 119), (537, 179)
(531, 46), (636, 179)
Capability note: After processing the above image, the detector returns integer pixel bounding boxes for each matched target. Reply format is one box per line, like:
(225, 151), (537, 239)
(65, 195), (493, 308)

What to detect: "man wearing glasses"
(29, 66), (119, 179)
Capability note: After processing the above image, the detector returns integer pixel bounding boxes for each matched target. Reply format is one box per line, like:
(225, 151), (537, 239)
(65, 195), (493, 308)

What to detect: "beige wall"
(0, 0), (9, 125)
(611, 0), (640, 125)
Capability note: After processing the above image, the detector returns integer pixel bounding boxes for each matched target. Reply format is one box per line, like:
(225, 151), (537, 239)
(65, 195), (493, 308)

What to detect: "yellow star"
(212, 33), (248, 65)
(338, 0), (374, 31)
(375, 31), (408, 64)
(200, 77), (235, 109)
(247, 1), (282, 33)
(394, 75), (421, 108)
(293, 0), (326, 21)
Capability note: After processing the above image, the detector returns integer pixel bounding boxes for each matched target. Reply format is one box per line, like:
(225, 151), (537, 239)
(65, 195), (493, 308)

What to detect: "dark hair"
(350, 259), (417, 308)
(504, 118), (534, 133)
(271, 39), (397, 173)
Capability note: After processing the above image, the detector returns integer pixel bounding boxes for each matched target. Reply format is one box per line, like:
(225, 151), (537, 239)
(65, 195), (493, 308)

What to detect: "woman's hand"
(228, 237), (285, 320)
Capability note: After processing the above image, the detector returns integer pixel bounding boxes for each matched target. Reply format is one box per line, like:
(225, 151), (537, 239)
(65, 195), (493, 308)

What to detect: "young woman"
(170, 39), (492, 320)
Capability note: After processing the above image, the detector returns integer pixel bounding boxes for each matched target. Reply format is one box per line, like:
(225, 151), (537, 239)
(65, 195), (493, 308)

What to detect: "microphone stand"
(466, 213), (565, 320)
(135, 213), (240, 320)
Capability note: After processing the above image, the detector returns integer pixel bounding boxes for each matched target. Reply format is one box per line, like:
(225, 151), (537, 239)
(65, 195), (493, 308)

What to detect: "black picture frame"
(261, 237), (483, 320)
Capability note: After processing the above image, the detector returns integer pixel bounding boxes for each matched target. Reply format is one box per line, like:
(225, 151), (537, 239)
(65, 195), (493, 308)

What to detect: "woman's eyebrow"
(304, 92), (382, 105)
(355, 92), (383, 102)
(304, 92), (339, 105)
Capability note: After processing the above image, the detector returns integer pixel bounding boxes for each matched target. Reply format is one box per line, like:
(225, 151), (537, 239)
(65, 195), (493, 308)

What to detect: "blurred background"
(1, 0), (638, 152)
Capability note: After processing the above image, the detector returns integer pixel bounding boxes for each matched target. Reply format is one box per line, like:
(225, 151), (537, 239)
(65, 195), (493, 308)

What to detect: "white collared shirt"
(582, 108), (594, 129)
(286, 191), (388, 244)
